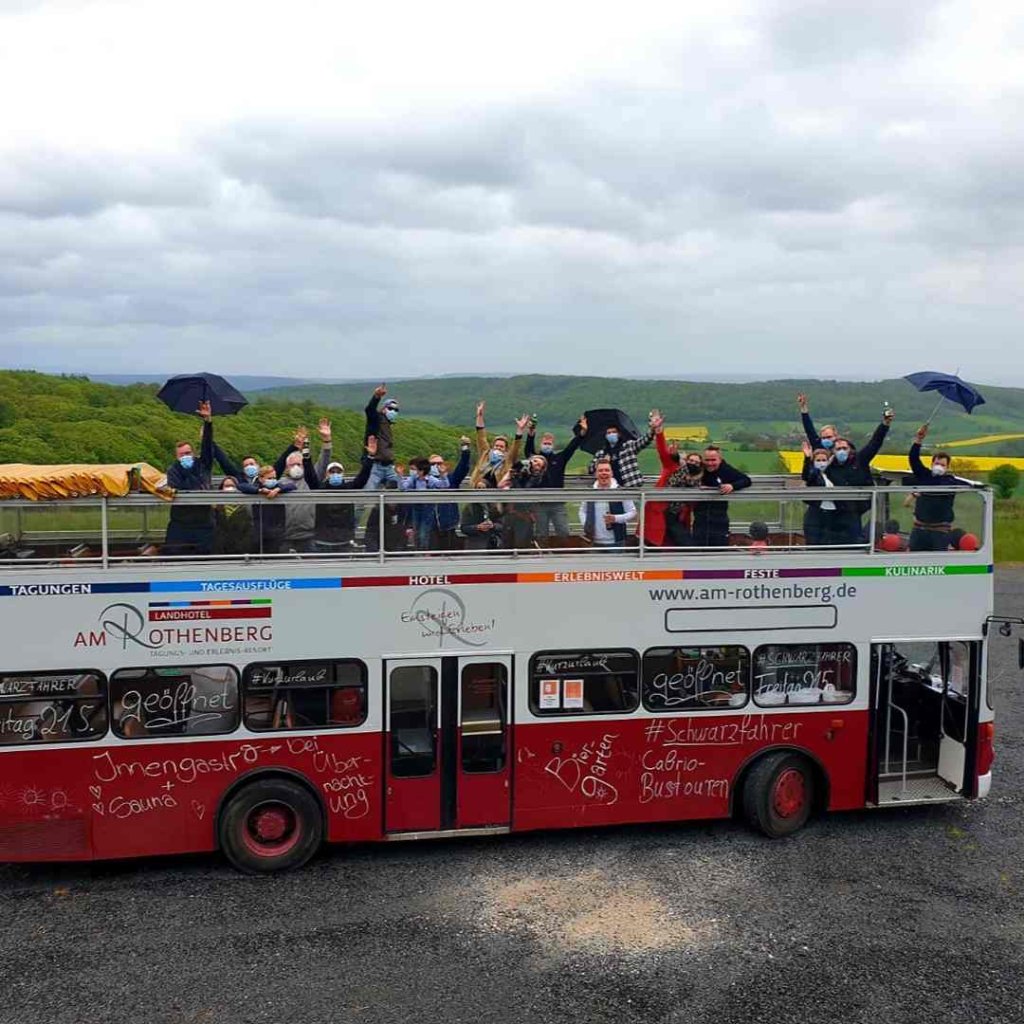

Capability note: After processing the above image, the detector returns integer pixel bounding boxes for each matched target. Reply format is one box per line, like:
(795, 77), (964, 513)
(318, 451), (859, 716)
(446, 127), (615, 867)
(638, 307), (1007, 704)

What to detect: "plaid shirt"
(588, 429), (654, 488)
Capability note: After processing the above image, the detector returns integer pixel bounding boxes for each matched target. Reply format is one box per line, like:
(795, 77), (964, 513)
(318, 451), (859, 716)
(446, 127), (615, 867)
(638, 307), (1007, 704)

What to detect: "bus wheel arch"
(216, 769), (325, 874)
(732, 747), (828, 837)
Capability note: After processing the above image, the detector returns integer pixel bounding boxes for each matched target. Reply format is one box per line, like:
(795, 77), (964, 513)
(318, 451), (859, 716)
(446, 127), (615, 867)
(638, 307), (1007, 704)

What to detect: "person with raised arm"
(690, 445), (752, 548)
(313, 430), (377, 552)
(424, 438), (472, 550)
(580, 458), (637, 548)
(363, 383), (401, 489)
(815, 405), (894, 544)
(800, 440), (841, 546)
(796, 392), (841, 453)
(470, 401), (528, 488)
(641, 411), (682, 547)
(587, 410), (660, 489)
(165, 399), (216, 555)
(525, 415), (587, 540)
(905, 423), (971, 552)
(270, 425), (322, 554)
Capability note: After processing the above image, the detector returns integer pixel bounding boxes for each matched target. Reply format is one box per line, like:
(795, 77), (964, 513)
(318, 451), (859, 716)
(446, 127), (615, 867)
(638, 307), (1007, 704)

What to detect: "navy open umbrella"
(904, 371), (985, 424)
(574, 408), (639, 455)
(157, 373), (248, 416)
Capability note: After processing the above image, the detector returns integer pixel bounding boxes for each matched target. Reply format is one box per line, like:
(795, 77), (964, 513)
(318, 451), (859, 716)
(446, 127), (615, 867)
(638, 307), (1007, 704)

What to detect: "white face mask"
(288, 465), (304, 480)
(814, 460), (829, 470)
(931, 464), (947, 476)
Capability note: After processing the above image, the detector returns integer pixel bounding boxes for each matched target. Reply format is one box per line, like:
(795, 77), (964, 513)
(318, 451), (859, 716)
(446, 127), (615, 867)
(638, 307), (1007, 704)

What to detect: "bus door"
(936, 641), (977, 793)
(384, 655), (512, 833)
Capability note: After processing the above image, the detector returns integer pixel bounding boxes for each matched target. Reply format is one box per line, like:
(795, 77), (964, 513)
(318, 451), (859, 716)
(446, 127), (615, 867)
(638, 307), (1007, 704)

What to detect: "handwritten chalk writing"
(105, 794), (178, 819)
(646, 662), (744, 707)
(92, 743), (263, 785)
(757, 646), (853, 667)
(313, 751), (368, 775)
(655, 714), (802, 748)
(640, 774), (729, 803)
(248, 664), (330, 687)
(641, 749), (703, 773)
(543, 732), (620, 805)
(0, 674), (94, 698)
(0, 701), (105, 743)
(322, 774), (374, 792)
(18, 786), (70, 812)
(117, 678), (236, 732)
(328, 791), (371, 820)
(534, 653), (612, 675)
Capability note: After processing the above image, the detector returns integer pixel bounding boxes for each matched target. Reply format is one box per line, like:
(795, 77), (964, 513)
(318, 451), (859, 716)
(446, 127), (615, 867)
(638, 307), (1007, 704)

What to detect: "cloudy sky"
(1, 0), (1021, 383)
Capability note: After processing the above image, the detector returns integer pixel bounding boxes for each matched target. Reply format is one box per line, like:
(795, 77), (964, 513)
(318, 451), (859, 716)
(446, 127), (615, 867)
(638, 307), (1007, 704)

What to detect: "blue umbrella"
(903, 371), (985, 424)
(157, 372), (248, 416)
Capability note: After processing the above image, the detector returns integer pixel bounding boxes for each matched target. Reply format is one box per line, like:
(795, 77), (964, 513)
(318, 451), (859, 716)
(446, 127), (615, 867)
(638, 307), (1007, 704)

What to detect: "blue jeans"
(364, 462), (401, 489)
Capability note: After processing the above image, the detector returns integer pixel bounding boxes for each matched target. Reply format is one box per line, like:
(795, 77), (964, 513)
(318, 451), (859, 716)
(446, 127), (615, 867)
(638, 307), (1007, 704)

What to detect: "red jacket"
(643, 432), (693, 545)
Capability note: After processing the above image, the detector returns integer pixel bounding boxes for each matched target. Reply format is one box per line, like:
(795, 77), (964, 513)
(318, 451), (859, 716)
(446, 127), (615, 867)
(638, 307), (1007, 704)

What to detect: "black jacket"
(525, 433), (583, 488)
(823, 423), (889, 513)
(907, 444), (970, 525)
(693, 461), (752, 521)
(166, 420), (214, 528)
(315, 458), (373, 542)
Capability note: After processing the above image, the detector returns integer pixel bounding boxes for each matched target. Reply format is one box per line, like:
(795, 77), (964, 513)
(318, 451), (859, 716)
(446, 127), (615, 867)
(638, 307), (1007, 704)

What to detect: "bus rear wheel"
(219, 778), (323, 874)
(742, 752), (815, 838)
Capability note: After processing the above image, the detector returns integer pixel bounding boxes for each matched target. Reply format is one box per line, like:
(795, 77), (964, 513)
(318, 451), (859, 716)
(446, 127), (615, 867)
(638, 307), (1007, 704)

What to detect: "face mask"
(429, 465), (442, 477)
(178, 454), (194, 470)
(328, 472), (344, 486)
(244, 464), (259, 479)
(834, 449), (849, 464)
(814, 460), (829, 471)
(821, 437), (834, 449)
(222, 486), (237, 493)
(385, 409), (398, 422)
(606, 432), (619, 446)
(687, 462), (702, 475)
(931, 464), (947, 477)
(288, 465), (304, 480)
(540, 443), (554, 455)
(489, 449), (504, 466)
(262, 478), (278, 489)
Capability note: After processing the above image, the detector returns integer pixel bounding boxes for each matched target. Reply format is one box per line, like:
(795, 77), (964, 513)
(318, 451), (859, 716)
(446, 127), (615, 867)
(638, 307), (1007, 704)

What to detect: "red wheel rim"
(241, 801), (301, 857)
(772, 767), (807, 819)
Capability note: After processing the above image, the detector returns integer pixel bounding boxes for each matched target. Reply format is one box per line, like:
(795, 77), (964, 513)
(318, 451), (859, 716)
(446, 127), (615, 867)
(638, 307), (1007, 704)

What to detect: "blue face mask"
(834, 449), (849, 464)
(540, 443), (554, 455)
(429, 465), (441, 477)
(489, 449), (504, 466)
(606, 432), (619, 446)
(821, 437), (834, 449)
(262, 478), (278, 489)
(384, 408), (398, 423)
(328, 472), (344, 486)
(178, 454), (194, 470)
(244, 463), (259, 479)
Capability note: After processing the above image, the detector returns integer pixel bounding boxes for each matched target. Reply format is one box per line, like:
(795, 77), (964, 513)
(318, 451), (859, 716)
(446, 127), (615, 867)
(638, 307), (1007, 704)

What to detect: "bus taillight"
(977, 722), (995, 776)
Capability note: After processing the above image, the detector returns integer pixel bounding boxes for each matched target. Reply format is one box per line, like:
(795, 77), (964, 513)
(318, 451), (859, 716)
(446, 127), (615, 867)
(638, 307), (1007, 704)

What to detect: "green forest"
(0, 371), (464, 469)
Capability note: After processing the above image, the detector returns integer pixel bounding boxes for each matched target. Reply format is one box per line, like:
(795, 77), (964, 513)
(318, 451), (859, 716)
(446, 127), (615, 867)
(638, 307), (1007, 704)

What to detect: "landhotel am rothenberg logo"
(73, 599), (274, 654)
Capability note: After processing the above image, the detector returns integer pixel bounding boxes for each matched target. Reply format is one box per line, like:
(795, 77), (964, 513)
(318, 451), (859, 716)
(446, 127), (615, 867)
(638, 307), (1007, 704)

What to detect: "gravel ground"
(2, 570), (1023, 1024)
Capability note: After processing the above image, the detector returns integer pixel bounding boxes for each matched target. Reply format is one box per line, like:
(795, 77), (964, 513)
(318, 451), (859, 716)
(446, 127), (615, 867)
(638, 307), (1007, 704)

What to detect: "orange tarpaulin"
(0, 464), (173, 501)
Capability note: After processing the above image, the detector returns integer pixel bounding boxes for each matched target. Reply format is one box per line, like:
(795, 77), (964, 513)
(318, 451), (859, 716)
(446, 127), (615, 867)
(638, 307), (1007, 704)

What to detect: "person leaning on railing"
(525, 415), (586, 540)
(905, 423), (972, 552)
(691, 444), (751, 547)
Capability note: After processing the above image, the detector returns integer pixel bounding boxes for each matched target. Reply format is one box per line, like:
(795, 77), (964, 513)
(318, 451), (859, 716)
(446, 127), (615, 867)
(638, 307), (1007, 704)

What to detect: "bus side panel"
(0, 750), (94, 861)
(511, 711), (869, 832)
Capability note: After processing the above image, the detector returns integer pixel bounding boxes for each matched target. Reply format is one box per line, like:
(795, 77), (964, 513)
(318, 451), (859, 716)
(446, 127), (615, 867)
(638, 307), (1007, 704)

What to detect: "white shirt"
(580, 478), (638, 545)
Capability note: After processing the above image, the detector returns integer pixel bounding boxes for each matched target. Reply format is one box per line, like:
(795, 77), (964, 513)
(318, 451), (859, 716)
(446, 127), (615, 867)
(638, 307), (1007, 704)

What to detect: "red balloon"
(958, 532), (980, 551)
(879, 533), (904, 552)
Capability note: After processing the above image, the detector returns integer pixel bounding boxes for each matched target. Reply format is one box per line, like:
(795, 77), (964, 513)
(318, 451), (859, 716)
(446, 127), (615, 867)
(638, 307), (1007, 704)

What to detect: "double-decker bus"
(0, 478), (1006, 873)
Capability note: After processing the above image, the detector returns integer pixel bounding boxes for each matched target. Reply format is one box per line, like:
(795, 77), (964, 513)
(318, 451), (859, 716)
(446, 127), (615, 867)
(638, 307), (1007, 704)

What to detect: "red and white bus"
(0, 480), (1006, 872)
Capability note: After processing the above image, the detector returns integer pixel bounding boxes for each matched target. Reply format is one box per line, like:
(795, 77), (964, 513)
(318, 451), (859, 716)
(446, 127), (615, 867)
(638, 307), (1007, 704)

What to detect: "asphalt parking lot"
(2, 570), (1023, 1024)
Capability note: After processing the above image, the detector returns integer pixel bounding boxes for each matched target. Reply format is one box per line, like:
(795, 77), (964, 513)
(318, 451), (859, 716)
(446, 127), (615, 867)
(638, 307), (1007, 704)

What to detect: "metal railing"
(0, 477), (992, 571)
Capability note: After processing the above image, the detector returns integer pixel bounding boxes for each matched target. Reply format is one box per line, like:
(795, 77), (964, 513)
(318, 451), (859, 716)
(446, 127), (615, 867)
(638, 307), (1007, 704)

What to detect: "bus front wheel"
(742, 752), (815, 838)
(219, 778), (323, 874)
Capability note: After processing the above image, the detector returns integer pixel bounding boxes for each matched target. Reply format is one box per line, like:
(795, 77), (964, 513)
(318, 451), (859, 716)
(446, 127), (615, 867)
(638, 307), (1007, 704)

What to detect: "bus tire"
(742, 752), (814, 838)
(219, 778), (323, 874)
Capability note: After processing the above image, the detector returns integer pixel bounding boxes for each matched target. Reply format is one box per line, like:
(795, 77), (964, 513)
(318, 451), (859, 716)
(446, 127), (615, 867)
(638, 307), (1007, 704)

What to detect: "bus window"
(529, 650), (639, 716)
(243, 660), (367, 732)
(642, 647), (750, 711)
(461, 662), (507, 773)
(390, 665), (438, 778)
(0, 670), (107, 745)
(111, 666), (239, 738)
(753, 643), (856, 707)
